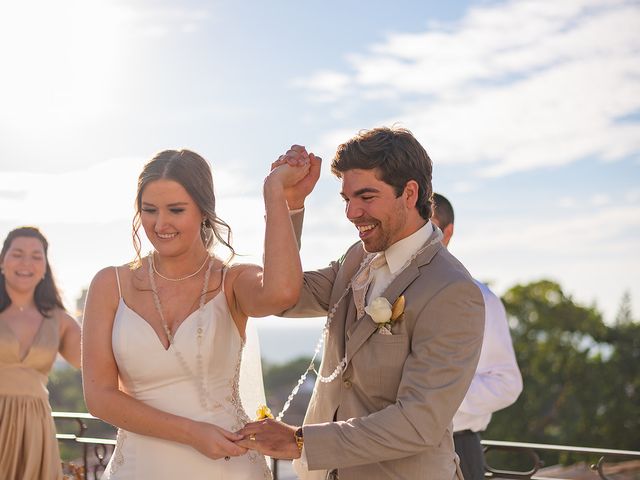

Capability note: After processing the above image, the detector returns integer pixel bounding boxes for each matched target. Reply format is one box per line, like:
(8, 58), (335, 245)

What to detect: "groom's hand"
(236, 419), (301, 459)
(272, 145), (322, 210)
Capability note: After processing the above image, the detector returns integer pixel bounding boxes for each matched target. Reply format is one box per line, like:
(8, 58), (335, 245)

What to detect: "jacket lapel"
(344, 232), (444, 365)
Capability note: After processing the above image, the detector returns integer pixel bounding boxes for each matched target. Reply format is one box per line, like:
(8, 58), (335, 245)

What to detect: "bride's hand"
(189, 421), (248, 460)
(266, 148), (311, 190)
(270, 145), (321, 209)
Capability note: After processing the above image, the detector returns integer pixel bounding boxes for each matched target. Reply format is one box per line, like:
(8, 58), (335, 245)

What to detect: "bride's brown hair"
(130, 149), (235, 268)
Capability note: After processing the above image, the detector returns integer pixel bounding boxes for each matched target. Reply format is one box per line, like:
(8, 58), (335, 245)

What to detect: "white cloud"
(444, 202), (640, 322)
(296, 0), (640, 176)
(452, 181), (476, 194)
(292, 71), (352, 103)
(591, 193), (611, 207)
(625, 189), (640, 203)
(558, 196), (577, 208)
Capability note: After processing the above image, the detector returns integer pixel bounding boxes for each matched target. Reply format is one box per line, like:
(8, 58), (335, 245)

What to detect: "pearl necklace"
(151, 252), (210, 282)
(148, 255), (219, 411)
(276, 232), (443, 421)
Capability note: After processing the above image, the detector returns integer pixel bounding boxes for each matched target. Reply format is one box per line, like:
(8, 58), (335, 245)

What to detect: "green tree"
(485, 280), (640, 469)
(49, 367), (86, 413)
(262, 356), (319, 426)
(615, 290), (634, 325)
(49, 366), (116, 462)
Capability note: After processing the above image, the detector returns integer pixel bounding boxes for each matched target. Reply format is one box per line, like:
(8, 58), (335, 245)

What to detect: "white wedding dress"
(102, 268), (272, 479)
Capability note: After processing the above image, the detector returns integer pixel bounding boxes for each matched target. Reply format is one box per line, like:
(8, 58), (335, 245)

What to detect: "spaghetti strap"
(114, 266), (122, 299)
(221, 266), (228, 294)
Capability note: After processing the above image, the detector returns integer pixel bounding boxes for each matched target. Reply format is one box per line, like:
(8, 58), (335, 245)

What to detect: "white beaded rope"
(275, 256), (370, 421)
(276, 286), (353, 421)
(148, 255), (222, 411)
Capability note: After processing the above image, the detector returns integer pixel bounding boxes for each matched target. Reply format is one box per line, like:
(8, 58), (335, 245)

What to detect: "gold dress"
(0, 315), (63, 480)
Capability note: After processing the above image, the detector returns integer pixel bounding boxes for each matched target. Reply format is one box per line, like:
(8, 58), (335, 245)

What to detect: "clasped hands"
(235, 418), (302, 459)
(271, 145), (322, 210)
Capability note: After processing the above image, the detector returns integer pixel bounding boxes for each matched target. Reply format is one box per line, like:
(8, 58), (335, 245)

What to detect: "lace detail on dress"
(228, 340), (272, 479)
(109, 429), (127, 475)
(228, 339), (250, 430)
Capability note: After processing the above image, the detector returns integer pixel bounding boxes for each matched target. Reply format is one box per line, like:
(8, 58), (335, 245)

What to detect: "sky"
(1, 0), (639, 341)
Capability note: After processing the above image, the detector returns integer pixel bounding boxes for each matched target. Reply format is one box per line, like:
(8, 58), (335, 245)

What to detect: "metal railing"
(481, 439), (640, 479)
(55, 412), (640, 480)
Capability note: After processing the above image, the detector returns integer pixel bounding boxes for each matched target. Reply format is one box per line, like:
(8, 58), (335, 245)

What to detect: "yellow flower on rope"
(256, 404), (274, 420)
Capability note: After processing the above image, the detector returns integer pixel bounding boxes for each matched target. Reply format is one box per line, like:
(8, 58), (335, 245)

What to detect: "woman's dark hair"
(0, 226), (64, 316)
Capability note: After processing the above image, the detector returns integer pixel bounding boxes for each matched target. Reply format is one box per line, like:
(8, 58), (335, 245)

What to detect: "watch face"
(295, 427), (304, 450)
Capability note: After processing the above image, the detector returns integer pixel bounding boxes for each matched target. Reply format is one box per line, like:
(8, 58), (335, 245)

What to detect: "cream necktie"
(351, 253), (387, 319)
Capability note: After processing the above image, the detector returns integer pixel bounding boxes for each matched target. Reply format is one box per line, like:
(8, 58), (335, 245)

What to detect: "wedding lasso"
(269, 250), (382, 421)
(273, 285), (353, 421)
(253, 284), (350, 421)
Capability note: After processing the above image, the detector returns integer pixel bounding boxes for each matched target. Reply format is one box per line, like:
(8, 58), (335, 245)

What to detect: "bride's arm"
(230, 158), (310, 319)
(81, 267), (247, 460)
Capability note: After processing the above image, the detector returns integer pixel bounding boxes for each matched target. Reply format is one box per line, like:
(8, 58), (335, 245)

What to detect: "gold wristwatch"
(294, 427), (304, 452)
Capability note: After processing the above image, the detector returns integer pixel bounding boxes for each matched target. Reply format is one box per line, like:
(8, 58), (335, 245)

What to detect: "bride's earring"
(201, 218), (212, 245)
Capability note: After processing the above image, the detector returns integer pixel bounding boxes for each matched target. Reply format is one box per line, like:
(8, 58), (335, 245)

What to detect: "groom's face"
(340, 168), (411, 253)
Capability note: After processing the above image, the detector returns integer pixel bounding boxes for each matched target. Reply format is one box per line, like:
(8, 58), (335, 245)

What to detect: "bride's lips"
(156, 232), (178, 240)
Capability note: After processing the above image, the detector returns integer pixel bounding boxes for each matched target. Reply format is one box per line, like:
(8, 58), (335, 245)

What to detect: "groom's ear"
(402, 180), (420, 209)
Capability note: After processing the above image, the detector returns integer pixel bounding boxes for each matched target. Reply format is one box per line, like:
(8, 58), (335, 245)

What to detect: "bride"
(82, 148), (313, 479)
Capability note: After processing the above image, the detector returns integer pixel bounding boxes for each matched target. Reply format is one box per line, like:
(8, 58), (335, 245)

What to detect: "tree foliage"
(485, 280), (640, 467)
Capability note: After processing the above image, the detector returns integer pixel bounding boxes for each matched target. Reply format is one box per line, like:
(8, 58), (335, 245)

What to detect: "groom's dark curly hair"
(330, 126), (433, 220)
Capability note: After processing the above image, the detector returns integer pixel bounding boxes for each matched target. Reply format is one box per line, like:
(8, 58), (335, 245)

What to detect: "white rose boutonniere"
(365, 295), (406, 335)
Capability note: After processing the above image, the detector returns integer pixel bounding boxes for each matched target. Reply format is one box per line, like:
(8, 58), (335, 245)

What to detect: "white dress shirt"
(452, 280), (523, 432)
(367, 221), (433, 302)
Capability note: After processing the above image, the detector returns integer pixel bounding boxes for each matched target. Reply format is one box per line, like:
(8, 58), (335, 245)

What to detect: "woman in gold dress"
(0, 226), (81, 480)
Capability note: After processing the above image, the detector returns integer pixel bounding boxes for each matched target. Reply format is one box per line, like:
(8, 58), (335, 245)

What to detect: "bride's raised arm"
(227, 151), (311, 319)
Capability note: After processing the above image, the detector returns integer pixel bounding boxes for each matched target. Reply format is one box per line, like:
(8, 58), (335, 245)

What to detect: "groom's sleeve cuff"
(292, 446), (309, 475)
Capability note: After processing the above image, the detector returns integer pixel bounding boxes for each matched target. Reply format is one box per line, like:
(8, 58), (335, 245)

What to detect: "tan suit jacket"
(285, 216), (485, 480)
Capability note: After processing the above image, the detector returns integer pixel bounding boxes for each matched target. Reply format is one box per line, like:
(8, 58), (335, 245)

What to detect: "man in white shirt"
(432, 193), (523, 480)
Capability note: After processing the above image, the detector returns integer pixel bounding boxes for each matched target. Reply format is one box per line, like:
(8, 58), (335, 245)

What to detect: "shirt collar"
(383, 221), (433, 275)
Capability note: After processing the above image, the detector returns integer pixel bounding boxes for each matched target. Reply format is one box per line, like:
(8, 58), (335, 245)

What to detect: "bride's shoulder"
(90, 262), (145, 292)
(221, 262), (261, 289)
(224, 261), (260, 276)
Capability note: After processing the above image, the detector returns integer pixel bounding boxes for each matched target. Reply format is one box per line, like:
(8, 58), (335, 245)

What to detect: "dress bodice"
(112, 293), (248, 428)
(105, 286), (271, 479)
(0, 315), (59, 399)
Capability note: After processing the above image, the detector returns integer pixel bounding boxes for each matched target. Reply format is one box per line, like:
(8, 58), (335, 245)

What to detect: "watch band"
(294, 427), (304, 452)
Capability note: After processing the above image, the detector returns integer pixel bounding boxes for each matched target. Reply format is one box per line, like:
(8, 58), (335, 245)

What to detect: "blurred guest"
(432, 193), (523, 480)
(0, 226), (81, 480)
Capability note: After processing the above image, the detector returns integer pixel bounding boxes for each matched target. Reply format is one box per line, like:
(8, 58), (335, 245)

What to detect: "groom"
(239, 127), (485, 479)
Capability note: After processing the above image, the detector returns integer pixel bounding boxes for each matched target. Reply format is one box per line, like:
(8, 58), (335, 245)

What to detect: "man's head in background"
(431, 193), (454, 247)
